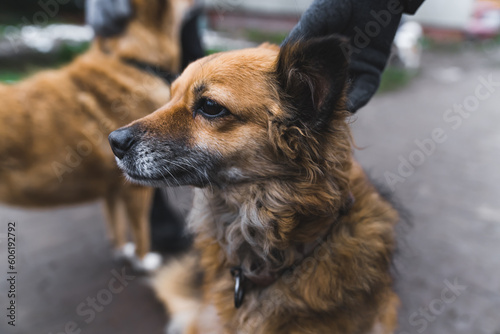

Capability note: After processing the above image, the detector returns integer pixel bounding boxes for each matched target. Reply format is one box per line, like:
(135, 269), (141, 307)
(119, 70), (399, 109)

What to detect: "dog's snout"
(108, 127), (136, 160)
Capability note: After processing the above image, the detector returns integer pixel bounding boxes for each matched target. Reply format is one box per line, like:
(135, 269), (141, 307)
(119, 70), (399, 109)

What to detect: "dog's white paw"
(113, 242), (136, 261)
(131, 252), (163, 273)
(114, 244), (162, 273)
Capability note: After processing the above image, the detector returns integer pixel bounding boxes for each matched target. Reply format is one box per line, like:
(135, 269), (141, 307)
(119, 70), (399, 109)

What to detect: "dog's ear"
(276, 35), (350, 129)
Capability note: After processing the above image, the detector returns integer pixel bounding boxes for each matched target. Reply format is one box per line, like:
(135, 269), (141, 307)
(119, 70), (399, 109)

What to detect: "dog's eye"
(197, 98), (229, 118)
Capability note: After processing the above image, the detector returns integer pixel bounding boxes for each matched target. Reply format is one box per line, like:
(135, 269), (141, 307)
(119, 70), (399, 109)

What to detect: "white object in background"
(413, 0), (475, 29)
(394, 21), (423, 70)
(3, 24), (94, 54)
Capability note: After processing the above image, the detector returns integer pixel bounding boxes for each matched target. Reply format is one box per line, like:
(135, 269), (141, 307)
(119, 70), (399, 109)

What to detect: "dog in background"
(0, 0), (190, 270)
(109, 36), (400, 332)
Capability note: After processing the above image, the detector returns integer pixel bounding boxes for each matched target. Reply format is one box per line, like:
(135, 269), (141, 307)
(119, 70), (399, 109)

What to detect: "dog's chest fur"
(188, 163), (399, 333)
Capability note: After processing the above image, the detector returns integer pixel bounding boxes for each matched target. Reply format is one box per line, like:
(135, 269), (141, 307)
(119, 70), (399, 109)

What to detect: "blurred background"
(0, 0), (499, 333)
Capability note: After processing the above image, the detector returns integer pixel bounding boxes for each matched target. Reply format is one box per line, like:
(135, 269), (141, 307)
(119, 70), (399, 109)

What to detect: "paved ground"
(352, 45), (500, 334)
(1, 46), (499, 334)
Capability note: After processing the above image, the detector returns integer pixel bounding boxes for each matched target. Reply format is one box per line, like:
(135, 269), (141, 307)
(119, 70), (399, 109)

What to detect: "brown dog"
(0, 0), (188, 270)
(109, 36), (400, 332)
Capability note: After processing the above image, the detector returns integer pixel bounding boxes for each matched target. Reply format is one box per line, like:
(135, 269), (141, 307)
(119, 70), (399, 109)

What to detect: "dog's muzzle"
(108, 124), (217, 188)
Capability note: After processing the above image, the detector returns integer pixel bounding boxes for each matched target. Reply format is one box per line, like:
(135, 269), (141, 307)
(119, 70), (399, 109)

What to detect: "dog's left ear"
(276, 35), (350, 129)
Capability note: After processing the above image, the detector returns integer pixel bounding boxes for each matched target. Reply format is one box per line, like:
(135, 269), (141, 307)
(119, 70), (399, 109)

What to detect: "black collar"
(121, 58), (178, 85)
(231, 193), (356, 309)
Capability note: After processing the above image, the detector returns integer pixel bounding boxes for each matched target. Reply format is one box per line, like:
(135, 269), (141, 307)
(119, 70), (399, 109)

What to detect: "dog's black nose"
(109, 127), (136, 160)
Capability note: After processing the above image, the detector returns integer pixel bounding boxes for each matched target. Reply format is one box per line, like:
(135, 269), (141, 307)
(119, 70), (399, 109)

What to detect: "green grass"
(245, 29), (288, 45)
(0, 41), (90, 84)
(56, 41), (90, 64)
(0, 71), (27, 83)
(205, 48), (223, 55)
(377, 67), (416, 94)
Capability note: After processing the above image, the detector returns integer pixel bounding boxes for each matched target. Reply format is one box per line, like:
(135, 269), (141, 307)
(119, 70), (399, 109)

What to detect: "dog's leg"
(369, 292), (400, 334)
(103, 194), (128, 258)
(120, 186), (161, 271)
(153, 253), (205, 334)
(121, 186), (153, 257)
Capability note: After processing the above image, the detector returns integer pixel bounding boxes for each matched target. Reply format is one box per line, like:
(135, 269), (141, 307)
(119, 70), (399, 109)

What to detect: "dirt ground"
(1, 46), (499, 334)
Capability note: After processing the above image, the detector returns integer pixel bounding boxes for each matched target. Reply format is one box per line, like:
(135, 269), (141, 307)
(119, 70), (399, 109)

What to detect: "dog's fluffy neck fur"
(189, 111), (353, 278)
